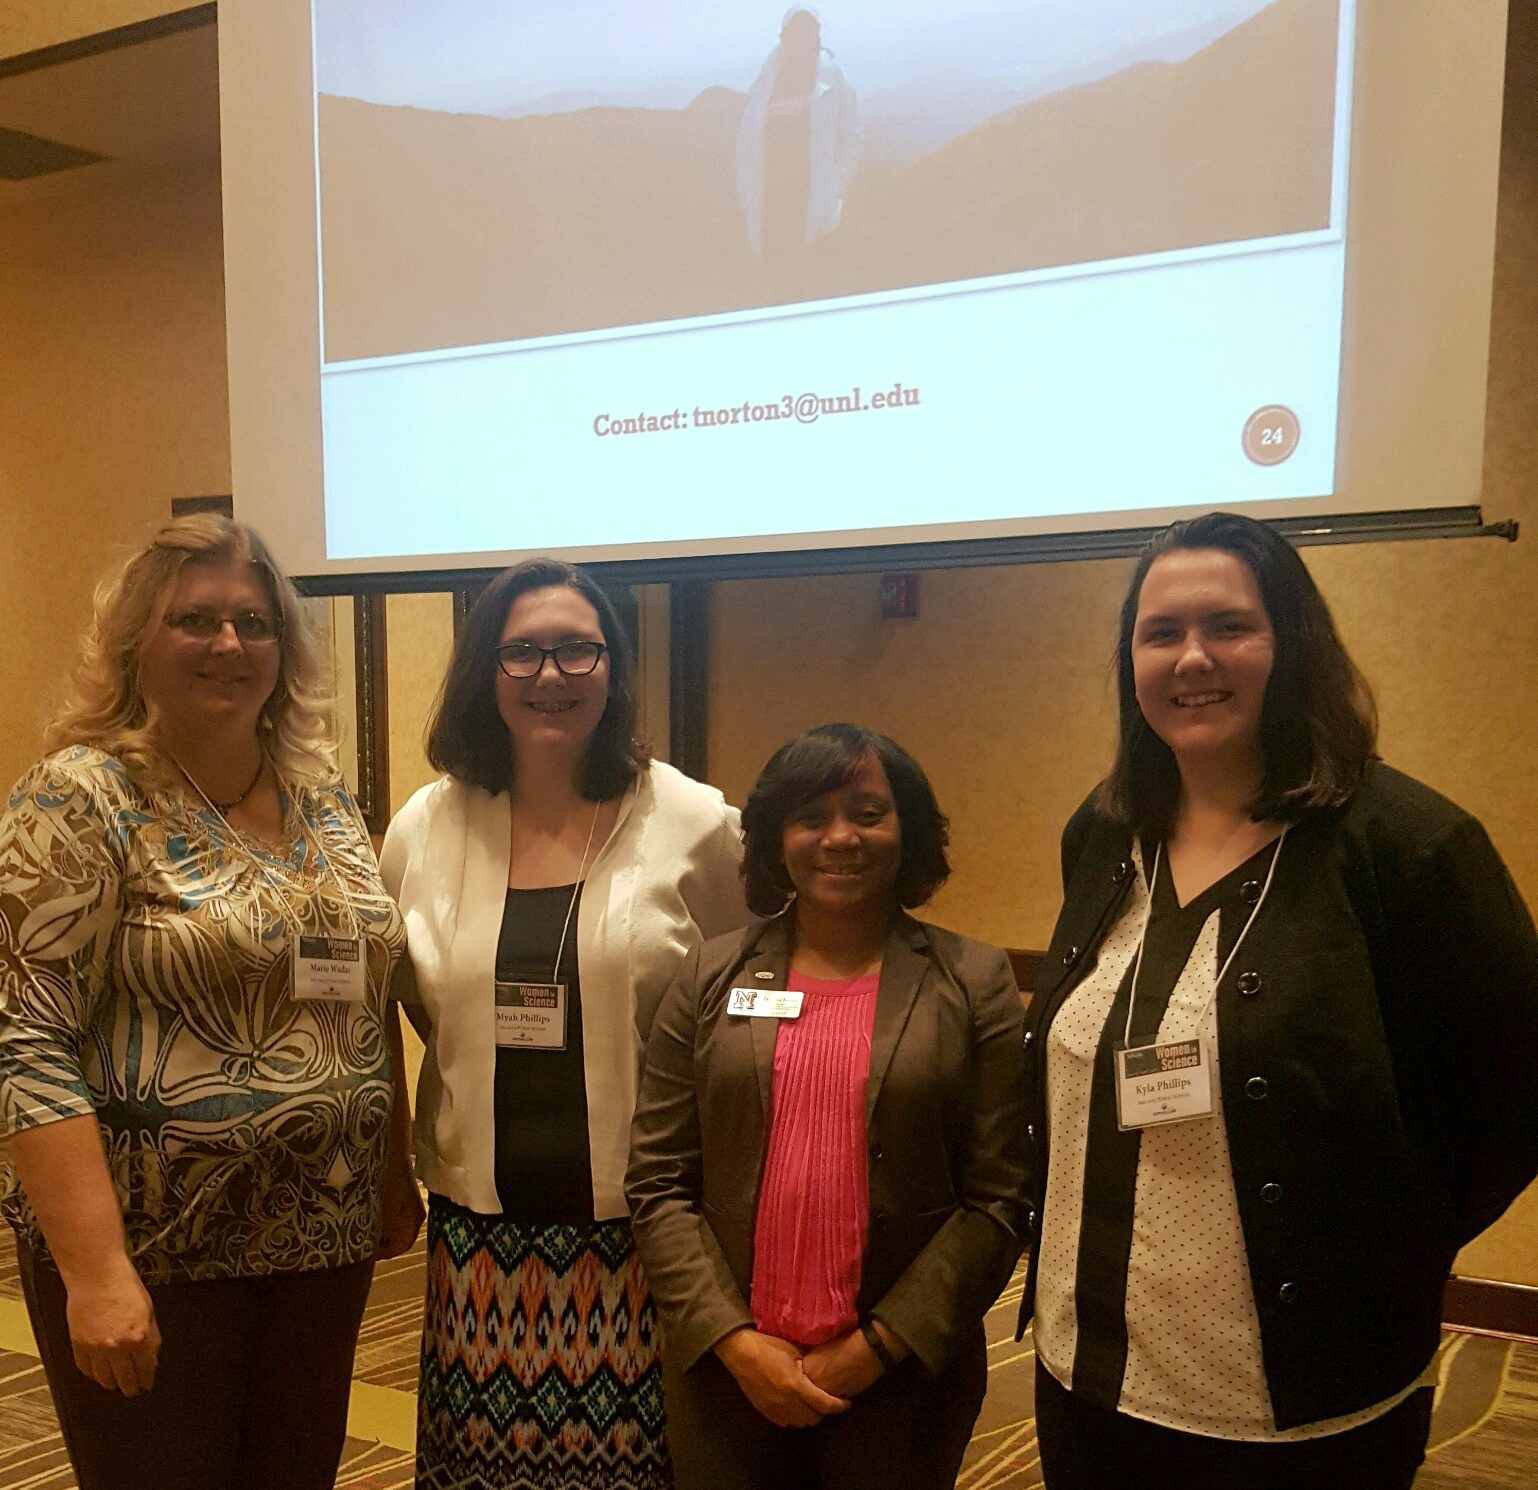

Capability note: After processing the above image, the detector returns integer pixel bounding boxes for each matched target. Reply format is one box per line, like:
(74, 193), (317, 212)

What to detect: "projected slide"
(311, 0), (1353, 564)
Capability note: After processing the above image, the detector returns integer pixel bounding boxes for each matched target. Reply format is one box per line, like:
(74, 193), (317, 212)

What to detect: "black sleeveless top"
(492, 884), (595, 1224)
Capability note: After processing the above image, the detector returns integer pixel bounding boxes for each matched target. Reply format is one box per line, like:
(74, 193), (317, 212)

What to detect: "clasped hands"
(715, 1325), (890, 1428)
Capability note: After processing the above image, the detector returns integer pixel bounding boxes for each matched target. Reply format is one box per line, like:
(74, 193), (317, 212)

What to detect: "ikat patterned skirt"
(415, 1196), (672, 1490)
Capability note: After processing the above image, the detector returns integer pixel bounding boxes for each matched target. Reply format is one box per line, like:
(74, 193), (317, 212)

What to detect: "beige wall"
(710, 557), (1128, 948)
(0, 150), (228, 792)
(385, 592), (455, 811)
(708, 6), (1538, 1285)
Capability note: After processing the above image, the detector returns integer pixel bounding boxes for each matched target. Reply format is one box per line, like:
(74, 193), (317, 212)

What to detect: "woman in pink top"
(628, 725), (1028, 1489)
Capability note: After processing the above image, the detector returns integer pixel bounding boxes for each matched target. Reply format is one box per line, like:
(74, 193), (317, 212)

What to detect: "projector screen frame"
(286, 504), (1513, 598)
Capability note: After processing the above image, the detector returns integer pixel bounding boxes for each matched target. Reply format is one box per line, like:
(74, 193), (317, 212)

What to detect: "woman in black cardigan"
(1020, 512), (1538, 1489)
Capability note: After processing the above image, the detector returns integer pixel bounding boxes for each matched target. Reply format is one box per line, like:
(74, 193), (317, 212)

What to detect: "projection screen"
(219, 0), (1508, 582)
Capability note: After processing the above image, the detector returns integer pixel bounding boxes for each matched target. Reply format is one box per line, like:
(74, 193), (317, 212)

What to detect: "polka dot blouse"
(1033, 843), (1425, 1441)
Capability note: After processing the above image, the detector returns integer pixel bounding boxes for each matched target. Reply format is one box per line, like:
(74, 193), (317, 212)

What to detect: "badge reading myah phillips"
(495, 980), (569, 1050)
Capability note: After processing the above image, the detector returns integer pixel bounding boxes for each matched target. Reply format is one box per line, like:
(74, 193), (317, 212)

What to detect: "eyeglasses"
(496, 641), (607, 678)
(164, 609), (283, 644)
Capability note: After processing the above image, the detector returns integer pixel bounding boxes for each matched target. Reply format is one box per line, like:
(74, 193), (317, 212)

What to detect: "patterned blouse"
(0, 747), (404, 1283)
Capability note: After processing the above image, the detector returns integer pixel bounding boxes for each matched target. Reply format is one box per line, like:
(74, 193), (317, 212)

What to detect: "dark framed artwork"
(351, 594), (391, 835)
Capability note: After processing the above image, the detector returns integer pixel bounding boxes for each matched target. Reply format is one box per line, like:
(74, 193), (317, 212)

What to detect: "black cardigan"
(1015, 761), (1538, 1429)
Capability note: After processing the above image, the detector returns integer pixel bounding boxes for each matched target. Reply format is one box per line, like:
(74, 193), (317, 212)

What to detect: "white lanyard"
(1121, 826), (1288, 1052)
(548, 802), (601, 983)
(494, 801), (601, 1051)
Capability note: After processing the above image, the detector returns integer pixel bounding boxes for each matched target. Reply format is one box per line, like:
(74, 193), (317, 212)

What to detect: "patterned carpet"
(0, 1231), (1532, 1489)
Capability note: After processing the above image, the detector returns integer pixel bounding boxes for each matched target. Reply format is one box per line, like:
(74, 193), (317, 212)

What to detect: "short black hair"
(425, 558), (649, 799)
(741, 723), (950, 917)
(1101, 511), (1377, 838)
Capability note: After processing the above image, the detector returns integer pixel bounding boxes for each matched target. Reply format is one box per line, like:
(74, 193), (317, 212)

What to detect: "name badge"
(726, 987), (803, 1019)
(496, 980), (568, 1050)
(1114, 1037), (1213, 1130)
(292, 933), (368, 1004)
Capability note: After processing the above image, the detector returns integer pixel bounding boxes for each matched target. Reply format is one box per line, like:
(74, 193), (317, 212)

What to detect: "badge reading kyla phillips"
(495, 980), (569, 1050)
(292, 934), (368, 1004)
(726, 987), (804, 1019)
(1114, 1037), (1214, 1131)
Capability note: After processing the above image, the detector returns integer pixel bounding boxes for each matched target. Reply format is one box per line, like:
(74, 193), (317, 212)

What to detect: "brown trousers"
(18, 1242), (373, 1490)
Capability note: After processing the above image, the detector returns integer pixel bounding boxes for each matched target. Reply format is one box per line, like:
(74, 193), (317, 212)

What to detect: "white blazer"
(379, 760), (746, 1219)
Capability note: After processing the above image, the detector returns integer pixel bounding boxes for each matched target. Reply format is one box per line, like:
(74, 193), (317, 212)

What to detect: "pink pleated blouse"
(749, 970), (881, 1347)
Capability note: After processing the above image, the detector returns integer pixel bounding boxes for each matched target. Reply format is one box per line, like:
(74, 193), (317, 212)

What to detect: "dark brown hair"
(1101, 511), (1377, 839)
(741, 723), (950, 916)
(425, 558), (648, 799)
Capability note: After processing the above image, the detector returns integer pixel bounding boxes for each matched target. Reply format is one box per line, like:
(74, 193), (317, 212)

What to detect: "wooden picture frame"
(352, 594), (391, 835)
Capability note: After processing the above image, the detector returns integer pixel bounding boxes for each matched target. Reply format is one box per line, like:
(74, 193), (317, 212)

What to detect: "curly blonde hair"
(45, 515), (338, 788)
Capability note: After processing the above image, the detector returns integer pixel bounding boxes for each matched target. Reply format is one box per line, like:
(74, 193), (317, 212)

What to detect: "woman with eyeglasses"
(379, 557), (746, 1490)
(0, 515), (420, 1490)
(1019, 512), (1538, 1489)
(627, 724), (1028, 1490)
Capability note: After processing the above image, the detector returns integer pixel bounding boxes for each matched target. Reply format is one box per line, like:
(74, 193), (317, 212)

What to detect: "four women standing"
(2, 512), (1536, 1490)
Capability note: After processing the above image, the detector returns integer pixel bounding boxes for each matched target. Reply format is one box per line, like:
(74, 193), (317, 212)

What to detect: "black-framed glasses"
(496, 641), (607, 679)
(164, 608), (283, 644)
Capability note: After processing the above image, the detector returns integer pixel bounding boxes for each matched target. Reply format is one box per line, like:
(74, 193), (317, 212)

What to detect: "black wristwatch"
(859, 1318), (897, 1373)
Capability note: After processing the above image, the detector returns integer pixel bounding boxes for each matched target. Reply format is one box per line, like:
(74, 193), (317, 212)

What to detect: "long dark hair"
(741, 723), (950, 917)
(1100, 512), (1377, 838)
(425, 558), (648, 799)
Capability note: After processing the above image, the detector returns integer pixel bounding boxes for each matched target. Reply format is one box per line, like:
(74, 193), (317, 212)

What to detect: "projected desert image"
(315, 0), (1343, 363)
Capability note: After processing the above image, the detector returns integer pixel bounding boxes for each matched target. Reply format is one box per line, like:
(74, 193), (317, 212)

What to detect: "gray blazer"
(627, 913), (1028, 1377)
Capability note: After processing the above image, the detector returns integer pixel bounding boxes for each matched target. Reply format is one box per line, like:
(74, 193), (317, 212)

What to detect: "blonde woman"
(0, 515), (421, 1490)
